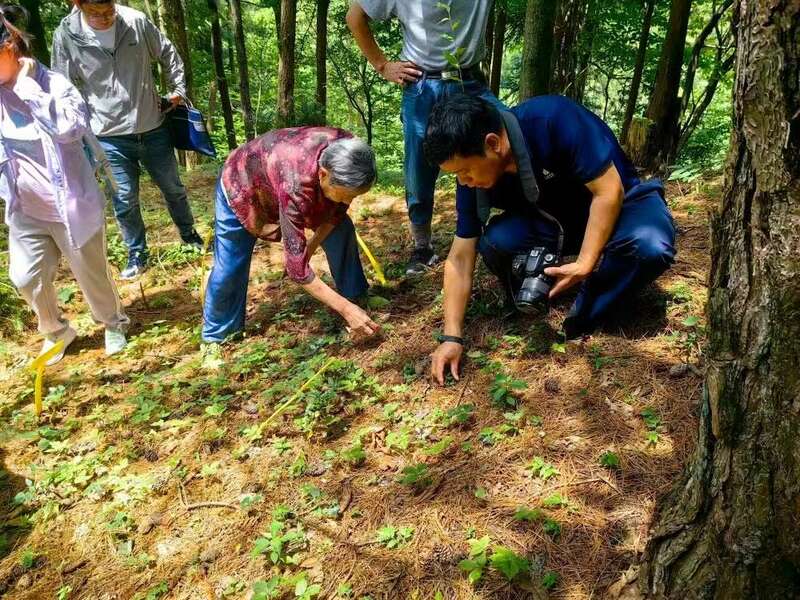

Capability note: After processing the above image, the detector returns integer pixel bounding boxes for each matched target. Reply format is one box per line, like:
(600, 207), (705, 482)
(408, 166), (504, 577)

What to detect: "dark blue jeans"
(401, 76), (505, 226)
(202, 181), (368, 343)
(98, 123), (196, 260)
(478, 181), (676, 333)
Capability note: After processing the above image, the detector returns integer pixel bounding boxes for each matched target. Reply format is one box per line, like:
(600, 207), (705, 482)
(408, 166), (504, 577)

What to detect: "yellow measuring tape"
(28, 340), (65, 416)
(355, 232), (387, 286)
(258, 357), (337, 434)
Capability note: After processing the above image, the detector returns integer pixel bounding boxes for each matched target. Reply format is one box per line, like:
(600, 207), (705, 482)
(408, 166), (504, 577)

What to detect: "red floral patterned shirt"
(221, 127), (352, 283)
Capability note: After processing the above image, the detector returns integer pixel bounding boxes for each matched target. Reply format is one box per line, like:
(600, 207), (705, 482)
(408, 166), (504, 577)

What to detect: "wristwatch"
(437, 334), (465, 346)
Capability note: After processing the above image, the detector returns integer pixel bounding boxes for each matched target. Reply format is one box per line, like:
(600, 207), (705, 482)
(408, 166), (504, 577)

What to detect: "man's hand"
(17, 57), (36, 80)
(168, 94), (183, 108)
(377, 61), (422, 85)
(544, 260), (593, 298)
(341, 303), (381, 340)
(431, 341), (463, 385)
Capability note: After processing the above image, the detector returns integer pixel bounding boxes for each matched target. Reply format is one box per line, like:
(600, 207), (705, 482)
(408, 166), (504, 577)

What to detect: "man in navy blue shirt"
(423, 94), (676, 384)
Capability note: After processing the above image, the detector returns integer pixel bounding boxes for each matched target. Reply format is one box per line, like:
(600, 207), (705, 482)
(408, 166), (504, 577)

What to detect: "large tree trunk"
(230, 0), (255, 140)
(621, 0), (656, 148)
(489, 0), (507, 97)
(629, 0), (692, 171)
(634, 2), (800, 598)
(19, 0), (49, 66)
(208, 0), (237, 150)
(276, 0), (297, 128)
(551, 0), (589, 99)
(315, 0), (330, 124)
(519, 0), (560, 100)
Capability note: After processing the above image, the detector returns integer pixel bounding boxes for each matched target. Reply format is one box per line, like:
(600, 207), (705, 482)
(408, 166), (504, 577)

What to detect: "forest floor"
(0, 169), (716, 600)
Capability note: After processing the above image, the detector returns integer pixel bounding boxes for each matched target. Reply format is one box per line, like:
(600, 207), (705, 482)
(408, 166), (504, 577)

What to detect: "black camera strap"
(476, 111), (565, 257)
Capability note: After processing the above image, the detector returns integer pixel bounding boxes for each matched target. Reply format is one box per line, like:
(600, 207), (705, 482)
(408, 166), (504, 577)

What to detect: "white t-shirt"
(81, 13), (117, 51)
(357, 0), (493, 72)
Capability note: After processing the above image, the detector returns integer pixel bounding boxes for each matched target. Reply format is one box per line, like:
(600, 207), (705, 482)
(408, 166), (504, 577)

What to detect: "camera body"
(511, 247), (559, 316)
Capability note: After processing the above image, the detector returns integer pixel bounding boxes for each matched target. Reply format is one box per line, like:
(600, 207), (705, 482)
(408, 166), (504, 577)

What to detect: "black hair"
(423, 94), (504, 166)
(0, 4), (31, 57)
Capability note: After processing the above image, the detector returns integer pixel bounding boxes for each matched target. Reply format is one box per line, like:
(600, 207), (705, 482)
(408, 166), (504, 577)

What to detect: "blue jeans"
(401, 76), (505, 226)
(478, 180), (676, 334)
(202, 181), (369, 343)
(98, 123), (196, 260)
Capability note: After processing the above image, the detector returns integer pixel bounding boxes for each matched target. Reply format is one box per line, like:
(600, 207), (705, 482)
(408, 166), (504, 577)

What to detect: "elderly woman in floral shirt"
(202, 127), (381, 344)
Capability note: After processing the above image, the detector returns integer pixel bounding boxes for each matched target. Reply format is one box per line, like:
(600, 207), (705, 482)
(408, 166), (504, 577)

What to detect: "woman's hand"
(17, 57), (36, 80)
(431, 341), (463, 385)
(341, 302), (381, 339)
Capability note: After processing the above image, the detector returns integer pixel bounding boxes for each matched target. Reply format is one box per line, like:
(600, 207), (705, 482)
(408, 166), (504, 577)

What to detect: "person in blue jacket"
(423, 94), (676, 384)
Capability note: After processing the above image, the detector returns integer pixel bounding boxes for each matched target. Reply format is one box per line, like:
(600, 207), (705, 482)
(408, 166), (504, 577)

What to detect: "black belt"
(424, 65), (484, 81)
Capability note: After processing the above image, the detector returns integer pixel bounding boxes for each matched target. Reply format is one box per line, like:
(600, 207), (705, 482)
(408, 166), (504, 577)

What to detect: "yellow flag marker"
(28, 340), (65, 416)
(355, 232), (387, 286)
(258, 357), (336, 434)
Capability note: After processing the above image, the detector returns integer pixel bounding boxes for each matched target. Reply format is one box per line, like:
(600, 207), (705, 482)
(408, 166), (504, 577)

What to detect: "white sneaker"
(105, 328), (128, 357)
(39, 327), (77, 366)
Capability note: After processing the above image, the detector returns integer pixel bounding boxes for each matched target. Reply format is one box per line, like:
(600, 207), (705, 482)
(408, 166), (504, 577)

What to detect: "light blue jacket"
(0, 63), (112, 248)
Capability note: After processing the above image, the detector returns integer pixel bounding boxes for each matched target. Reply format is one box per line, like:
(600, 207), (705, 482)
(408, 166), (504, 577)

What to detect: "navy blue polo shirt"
(455, 95), (640, 239)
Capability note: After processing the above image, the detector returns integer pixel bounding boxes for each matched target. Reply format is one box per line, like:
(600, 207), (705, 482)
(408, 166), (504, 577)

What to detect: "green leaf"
(474, 486), (488, 500)
(468, 535), (491, 557)
(542, 570), (559, 590)
(490, 546), (530, 581)
(367, 295), (390, 309)
(600, 451), (620, 469)
(542, 493), (568, 508)
(514, 507), (542, 522)
(423, 436), (453, 456)
(682, 315), (700, 327)
(551, 342), (567, 353)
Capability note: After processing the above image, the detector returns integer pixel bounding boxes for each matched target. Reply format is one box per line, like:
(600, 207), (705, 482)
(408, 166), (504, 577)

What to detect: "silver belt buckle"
(442, 69), (461, 81)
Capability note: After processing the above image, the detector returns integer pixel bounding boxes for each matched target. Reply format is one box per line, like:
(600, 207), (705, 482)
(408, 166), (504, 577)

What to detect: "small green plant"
(386, 429), (411, 451)
(641, 407), (662, 446)
(588, 344), (613, 370)
(542, 493), (569, 509)
(600, 451), (621, 469)
(490, 373), (528, 408)
(251, 514), (307, 566)
(424, 436), (453, 456)
(445, 404), (475, 426)
(490, 546), (530, 581)
(251, 577), (282, 600)
(56, 585), (73, 600)
(397, 464), (432, 489)
(513, 507), (542, 522)
(341, 442), (366, 467)
(527, 456), (559, 480)
(542, 518), (561, 537)
(542, 570), (559, 590)
(19, 548), (38, 570)
(294, 576), (321, 600)
(458, 535), (490, 585)
(376, 525), (414, 549)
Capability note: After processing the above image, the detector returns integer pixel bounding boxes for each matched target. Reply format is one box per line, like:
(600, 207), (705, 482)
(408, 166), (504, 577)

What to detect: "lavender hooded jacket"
(0, 62), (111, 249)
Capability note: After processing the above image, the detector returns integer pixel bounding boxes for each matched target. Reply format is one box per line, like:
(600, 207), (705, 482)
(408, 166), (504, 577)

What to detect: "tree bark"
(490, 0), (507, 97)
(621, 0), (656, 148)
(551, 0), (589, 99)
(230, 0), (255, 140)
(630, 0), (693, 171)
(520, 0), (560, 99)
(208, 0), (237, 150)
(315, 0), (330, 124)
(484, 3), (495, 77)
(276, 0), (296, 128)
(635, 2), (800, 598)
(19, 0), (49, 66)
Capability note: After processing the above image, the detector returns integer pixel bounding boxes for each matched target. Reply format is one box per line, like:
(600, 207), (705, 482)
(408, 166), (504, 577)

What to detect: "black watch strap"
(438, 334), (465, 346)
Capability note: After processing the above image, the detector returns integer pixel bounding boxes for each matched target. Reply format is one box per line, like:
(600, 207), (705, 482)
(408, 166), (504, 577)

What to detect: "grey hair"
(319, 137), (378, 190)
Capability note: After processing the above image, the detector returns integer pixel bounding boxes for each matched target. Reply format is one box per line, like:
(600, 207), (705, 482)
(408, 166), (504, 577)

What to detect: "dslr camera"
(511, 247), (560, 316)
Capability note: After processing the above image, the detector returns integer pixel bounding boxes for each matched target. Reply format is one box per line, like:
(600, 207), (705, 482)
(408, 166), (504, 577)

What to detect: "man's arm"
(544, 164), (624, 297)
(346, 2), (421, 84)
(143, 18), (187, 102)
(51, 28), (76, 83)
(431, 236), (478, 385)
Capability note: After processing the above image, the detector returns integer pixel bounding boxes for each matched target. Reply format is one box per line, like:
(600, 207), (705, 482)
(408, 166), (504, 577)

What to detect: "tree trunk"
(276, 0), (297, 128)
(520, 0), (560, 99)
(208, 0), (237, 150)
(19, 0), (49, 66)
(490, 0), (507, 97)
(630, 0), (693, 171)
(551, 0), (589, 99)
(315, 0), (330, 124)
(635, 2), (800, 598)
(621, 0), (656, 148)
(573, 1), (596, 103)
(230, 0), (255, 140)
(484, 3), (495, 78)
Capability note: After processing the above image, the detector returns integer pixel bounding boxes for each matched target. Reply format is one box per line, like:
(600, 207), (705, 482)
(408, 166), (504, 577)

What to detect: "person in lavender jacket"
(0, 6), (129, 364)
